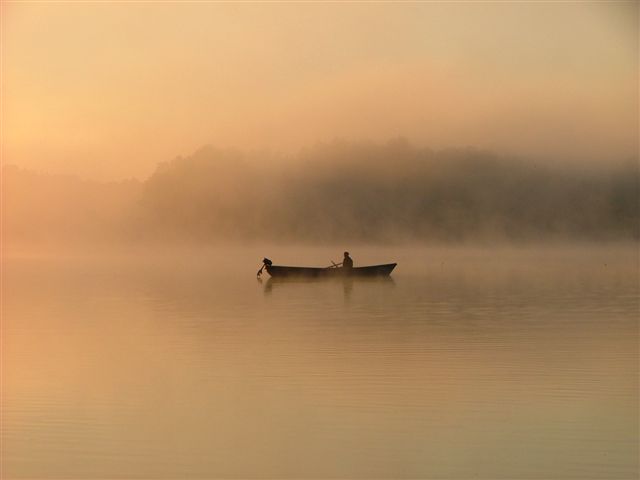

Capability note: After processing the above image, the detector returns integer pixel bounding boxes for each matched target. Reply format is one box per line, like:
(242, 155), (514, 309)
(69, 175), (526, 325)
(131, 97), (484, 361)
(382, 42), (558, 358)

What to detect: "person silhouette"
(342, 251), (353, 269)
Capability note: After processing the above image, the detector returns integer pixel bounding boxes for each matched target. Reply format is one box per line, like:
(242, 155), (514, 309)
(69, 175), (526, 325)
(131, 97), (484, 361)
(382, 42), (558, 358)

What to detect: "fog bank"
(4, 141), (638, 247)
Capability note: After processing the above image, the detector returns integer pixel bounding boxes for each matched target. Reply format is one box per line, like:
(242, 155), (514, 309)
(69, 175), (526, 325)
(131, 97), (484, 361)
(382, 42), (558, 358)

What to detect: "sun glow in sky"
(2, 2), (638, 180)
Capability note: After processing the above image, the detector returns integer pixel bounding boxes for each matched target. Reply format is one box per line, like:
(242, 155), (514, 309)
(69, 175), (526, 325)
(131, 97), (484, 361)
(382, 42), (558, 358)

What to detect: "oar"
(326, 260), (342, 269)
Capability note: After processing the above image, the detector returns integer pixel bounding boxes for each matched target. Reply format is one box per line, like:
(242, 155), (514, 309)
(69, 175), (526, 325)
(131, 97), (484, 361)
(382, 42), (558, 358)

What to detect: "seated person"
(342, 251), (353, 269)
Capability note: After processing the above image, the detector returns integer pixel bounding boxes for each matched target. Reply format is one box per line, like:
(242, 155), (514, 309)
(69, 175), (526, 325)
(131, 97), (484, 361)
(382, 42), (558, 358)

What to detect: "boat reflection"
(261, 275), (395, 299)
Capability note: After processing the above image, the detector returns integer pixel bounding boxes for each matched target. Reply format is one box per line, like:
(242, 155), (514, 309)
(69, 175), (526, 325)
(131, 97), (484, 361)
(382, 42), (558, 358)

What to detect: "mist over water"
(3, 137), (639, 478)
(3, 140), (638, 247)
(3, 140), (639, 477)
(3, 2), (638, 477)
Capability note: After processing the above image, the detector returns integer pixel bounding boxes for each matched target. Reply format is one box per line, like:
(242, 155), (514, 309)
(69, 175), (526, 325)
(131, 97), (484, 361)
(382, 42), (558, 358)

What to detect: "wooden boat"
(258, 258), (396, 278)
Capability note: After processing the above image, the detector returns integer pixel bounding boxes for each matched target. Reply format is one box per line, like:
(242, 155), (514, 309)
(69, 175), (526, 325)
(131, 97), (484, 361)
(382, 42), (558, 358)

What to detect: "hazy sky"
(2, 2), (638, 180)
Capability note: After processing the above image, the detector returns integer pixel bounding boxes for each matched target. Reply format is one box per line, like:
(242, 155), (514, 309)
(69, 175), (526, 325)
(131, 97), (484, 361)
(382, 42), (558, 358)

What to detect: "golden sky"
(2, 2), (638, 180)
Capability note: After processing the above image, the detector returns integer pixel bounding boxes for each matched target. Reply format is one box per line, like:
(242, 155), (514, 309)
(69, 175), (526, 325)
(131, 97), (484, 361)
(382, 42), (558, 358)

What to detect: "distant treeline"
(4, 140), (639, 245)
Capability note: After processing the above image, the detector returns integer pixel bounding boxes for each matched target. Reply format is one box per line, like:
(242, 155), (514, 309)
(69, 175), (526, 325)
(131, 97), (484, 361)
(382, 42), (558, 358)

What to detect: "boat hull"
(265, 263), (396, 278)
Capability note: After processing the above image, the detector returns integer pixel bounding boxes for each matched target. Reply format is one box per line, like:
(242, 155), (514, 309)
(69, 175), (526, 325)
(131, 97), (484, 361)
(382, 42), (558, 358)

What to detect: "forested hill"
(4, 141), (638, 245)
(140, 142), (639, 242)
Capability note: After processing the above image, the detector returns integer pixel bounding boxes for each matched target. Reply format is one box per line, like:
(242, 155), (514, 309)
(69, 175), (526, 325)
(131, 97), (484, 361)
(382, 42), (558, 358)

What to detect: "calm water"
(2, 246), (638, 479)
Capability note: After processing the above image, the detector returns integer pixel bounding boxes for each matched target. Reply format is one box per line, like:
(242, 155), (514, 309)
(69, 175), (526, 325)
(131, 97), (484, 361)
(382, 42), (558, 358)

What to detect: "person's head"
(344, 251), (350, 257)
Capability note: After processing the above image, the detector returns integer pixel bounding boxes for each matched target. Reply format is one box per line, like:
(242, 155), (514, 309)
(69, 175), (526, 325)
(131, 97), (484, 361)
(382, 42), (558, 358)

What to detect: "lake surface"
(2, 245), (638, 479)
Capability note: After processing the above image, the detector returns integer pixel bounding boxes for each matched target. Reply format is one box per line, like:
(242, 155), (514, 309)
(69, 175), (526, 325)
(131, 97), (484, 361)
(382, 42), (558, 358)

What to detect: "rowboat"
(258, 258), (397, 278)
(265, 263), (397, 278)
